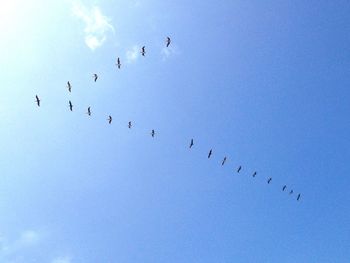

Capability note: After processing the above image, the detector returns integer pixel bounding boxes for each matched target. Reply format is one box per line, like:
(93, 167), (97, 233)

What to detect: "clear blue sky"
(0, 0), (349, 262)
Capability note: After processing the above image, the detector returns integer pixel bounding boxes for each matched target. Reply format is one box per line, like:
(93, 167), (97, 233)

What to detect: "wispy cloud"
(72, 1), (114, 50)
(0, 229), (41, 260)
(161, 45), (179, 61)
(52, 256), (72, 263)
(126, 45), (140, 63)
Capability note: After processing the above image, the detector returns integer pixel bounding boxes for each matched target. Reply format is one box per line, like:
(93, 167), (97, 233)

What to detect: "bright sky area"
(0, 0), (349, 262)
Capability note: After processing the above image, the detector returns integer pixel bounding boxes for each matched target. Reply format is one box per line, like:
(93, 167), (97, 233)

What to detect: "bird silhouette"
(67, 81), (71, 92)
(189, 139), (194, 148)
(87, 106), (91, 116)
(151, 129), (155, 137)
(221, 157), (227, 166)
(69, 101), (73, 111)
(35, 95), (40, 107)
(128, 121), (132, 129)
(252, 171), (257, 177)
(208, 149), (212, 158)
(166, 37), (171, 47)
(141, 46), (146, 56)
(237, 166), (242, 173)
(108, 115), (112, 124)
(297, 194), (301, 201)
(289, 190), (294, 195)
(267, 177), (272, 184)
(116, 57), (121, 69)
(282, 185), (287, 191)
(93, 74), (98, 82)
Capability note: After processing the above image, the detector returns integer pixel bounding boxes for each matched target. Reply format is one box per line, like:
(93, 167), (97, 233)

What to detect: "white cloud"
(0, 229), (41, 261)
(52, 256), (72, 263)
(18, 230), (40, 246)
(126, 45), (140, 63)
(161, 45), (179, 61)
(72, 1), (114, 50)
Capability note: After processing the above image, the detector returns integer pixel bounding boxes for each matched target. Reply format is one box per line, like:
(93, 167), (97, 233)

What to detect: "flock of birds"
(34, 36), (301, 202)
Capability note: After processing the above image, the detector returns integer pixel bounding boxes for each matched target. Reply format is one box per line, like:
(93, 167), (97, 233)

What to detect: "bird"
(267, 177), (272, 184)
(282, 185), (287, 191)
(116, 57), (121, 69)
(221, 157), (227, 166)
(189, 139), (194, 148)
(69, 100), (73, 111)
(208, 149), (212, 159)
(141, 46), (146, 56)
(108, 115), (112, 124)
(128, 121), (132, 129)
(237, 166), (242, 173)
(93, 74), (98, 82)
(166, 37), (171, 47)
(35, 95), (40, 107)
(151, 129), (155, 137)
(87, 106), (91, 116)
(67, 81), (71, 92)
(297, 194), (301, 201)
(252, 171), (257, 177)
(289, 190), (294, 195)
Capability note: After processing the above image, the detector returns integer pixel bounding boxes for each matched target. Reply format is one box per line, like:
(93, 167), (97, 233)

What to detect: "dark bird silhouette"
(297, 194), (301, 201)
(128, 121), (132, 129)
(93, 74), (98, 82)
(87, 106), (91, 116)
(189, 139), (194, 148)
(289, 190), (294, 195)
(267, 177), (272, 184)
(116, 57), (121, 69)
(166, 37), (171, 47)
(108, 115), (112, 124)
(208, 149), (212, 159)
(69, 100), (73, 111)
(35, 95), (40, 107)
(67, 81), (71, 92)
(221, 157), (227, 166)
(282, 185), (287, 191)
(237, 166), (242, 173)
(151, 129), (155, 137)
(252, 171), (257, 177)
(141, 46), (146, 56)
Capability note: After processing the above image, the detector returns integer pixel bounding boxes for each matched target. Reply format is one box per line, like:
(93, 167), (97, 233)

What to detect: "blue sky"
(0, 0), (350, 262)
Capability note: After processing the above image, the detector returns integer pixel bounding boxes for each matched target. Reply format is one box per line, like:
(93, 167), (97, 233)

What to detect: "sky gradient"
(1, 0), (350, 262)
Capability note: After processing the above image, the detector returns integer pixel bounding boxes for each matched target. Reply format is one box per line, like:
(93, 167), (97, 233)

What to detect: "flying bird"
(108, 115), (112, 124)
(289, 190), (294, 195)
(35, 95), (40, 107)
(128, 121), (132, 129)
(67, 81), (71, 92)
(267, 177), (272, 184)
(207, 149), (212, 159)
(116, 57), (121, 69)
(237, 166), (242, 173)
(141, 46), (146, 56)
(87, 106), (91, 116)
(151, 129), (155, 137)
(166, 37), (171, 47)
(252, 171), (257, 177)
(297, 194), (301, 201)
(189, 139), (194, 148)
(282, 185), (287, 191)
(69, 101), (73, 111)
(93, 74), (98, 82)
(221, 157), (227, 166)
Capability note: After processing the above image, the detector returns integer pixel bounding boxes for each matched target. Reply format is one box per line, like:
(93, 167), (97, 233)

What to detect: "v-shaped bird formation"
(34, 37), (302, 202)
